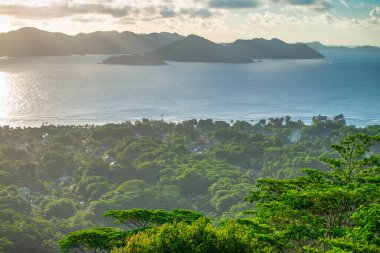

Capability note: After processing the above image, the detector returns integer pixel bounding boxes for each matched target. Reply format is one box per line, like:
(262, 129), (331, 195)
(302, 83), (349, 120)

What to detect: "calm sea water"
(0, 51), (379, 127)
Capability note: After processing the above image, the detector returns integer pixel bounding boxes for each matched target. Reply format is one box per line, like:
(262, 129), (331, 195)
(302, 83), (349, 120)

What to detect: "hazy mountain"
(102, 35), (323, 65)
(0, 27), (71, 56)
(226, 38), (324, 59)
(306, 41), (350, 51)
(0, 27), (184, 57)
(145, 34), (253, 63)
(71, 31), (185, 55)
(141, 32), (185, 48)
(351, 45), (380, 52)
(103, 35), (252, 65)
(307, 41), (380, 53)
(1, 27), (378, 58)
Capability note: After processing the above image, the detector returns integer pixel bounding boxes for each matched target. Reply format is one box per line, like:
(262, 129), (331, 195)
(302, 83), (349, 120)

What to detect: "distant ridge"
(227, 38), (324, 59)
(102, 35), (323, 65)
(1, 27), (379, 58)
(0, 27), (184, 57)
(307, 41), (380, 53)
(0, 27), (71, 56)
(146, 34), (253, 63)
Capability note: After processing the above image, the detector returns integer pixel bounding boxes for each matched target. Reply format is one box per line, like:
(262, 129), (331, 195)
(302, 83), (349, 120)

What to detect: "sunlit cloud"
(209, 0), (260, 9)
(208, 0), (333, 11)
(0, 0), (333, 20)
(0, 2), (129, 19)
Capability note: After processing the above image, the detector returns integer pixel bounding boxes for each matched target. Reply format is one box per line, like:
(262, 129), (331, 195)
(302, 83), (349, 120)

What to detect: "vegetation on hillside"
(0, 116), (379, 252)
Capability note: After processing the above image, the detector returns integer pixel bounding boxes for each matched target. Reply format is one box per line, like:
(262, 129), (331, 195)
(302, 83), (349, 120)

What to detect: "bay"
(0, 51), (379, 127)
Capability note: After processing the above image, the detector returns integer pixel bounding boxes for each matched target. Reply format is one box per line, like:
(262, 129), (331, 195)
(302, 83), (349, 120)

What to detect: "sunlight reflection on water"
(0, 72), (12, 118)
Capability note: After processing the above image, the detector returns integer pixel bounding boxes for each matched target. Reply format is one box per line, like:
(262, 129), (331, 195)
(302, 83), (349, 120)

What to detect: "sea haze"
(0, 51), (379, 127)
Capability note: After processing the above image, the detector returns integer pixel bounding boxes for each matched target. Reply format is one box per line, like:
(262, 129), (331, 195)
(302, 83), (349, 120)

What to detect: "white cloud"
(0, 0), (334, 21)
(370, 6), (380, 20)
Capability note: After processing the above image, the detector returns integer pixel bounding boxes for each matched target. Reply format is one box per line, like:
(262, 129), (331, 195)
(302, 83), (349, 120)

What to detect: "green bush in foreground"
(113, 218), (267, 253)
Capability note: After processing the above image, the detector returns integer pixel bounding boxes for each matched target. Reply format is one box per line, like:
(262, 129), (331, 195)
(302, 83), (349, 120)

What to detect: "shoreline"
(1, 115), (379, 128)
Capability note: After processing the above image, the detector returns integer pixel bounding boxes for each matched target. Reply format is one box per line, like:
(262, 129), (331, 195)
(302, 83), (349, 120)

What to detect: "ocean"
(0, 51), (379, 127)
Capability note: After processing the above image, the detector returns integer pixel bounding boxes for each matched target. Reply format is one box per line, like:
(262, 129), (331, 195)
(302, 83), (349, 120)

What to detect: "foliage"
(114, 218), (263, 253)
(321, 133), (380, 183)
(58, 227), (132, 253)
(103, 209), (205, 229)
(0, 117), (379, 252)
(247, 133), (380, 252)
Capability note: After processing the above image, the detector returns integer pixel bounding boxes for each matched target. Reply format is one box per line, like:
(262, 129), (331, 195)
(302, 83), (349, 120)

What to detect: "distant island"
(102, 34), (324, 65)
(306, 41), (380, 53)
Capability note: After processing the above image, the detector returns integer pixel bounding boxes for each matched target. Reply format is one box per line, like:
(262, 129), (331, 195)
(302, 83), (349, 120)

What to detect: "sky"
(0, 0), (379, 46)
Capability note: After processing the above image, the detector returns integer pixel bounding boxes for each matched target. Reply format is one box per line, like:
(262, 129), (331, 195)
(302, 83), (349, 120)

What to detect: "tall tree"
(248, 134), (380, 252)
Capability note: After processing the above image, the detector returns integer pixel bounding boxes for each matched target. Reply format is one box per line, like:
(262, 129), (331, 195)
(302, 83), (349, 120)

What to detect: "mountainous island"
(102, 35), (324, 65)
(145, 35), (255, 63)
(226, 38), (324, 59)
(307, 41), (380, 53)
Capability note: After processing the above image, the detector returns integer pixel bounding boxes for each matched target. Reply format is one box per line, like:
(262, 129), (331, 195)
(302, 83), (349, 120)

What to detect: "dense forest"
(0, 115), (379, 252)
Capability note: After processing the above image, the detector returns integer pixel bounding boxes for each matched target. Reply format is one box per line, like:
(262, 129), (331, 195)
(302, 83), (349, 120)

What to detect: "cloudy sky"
(0, 0), (379, 46)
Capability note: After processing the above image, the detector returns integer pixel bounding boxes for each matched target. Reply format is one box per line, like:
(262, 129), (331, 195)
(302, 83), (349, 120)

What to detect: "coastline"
(1, 115), (379, 128)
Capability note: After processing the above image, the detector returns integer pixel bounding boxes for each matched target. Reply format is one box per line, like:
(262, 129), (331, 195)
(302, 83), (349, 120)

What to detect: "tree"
(44, 198), (76, 219)
(103, 209), (204, 230)
(328, 203), (380, 252)
(321, 133), (379, 183)
(0, 209), (58, 253)
(0, 185), (31, 214)
(248, 134), (380, 252)
(58, 227), (130, 253)
(0, 237), (14, 253)
(114, 218), (262, 253)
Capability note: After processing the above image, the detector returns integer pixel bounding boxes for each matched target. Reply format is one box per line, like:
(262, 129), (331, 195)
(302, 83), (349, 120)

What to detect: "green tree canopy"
(247, 133), (380, 252)
(58, 227), (131, 253)
(103, 209), (205, 230)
